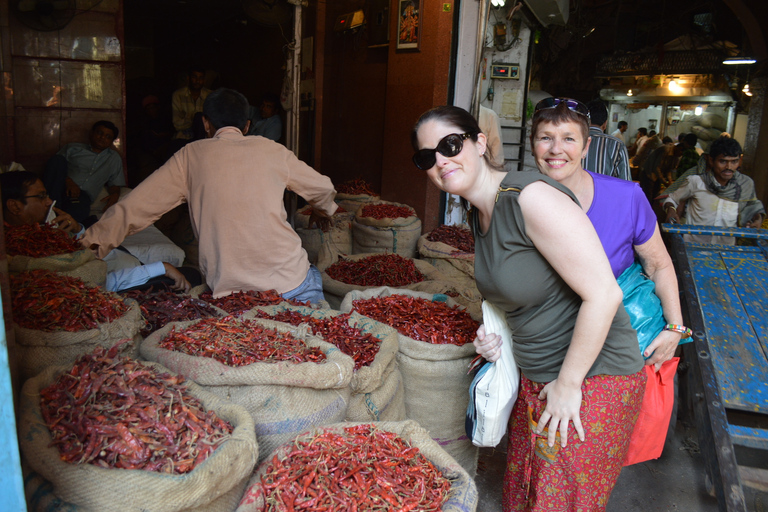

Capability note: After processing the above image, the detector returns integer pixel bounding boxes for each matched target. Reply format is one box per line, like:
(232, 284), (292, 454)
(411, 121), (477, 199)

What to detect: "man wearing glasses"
(1, 171), (191, 292)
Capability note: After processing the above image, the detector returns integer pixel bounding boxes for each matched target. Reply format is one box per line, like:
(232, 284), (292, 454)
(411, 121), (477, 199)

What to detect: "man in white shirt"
(611, 121), (628, 145)
(662, 138), (764, 245)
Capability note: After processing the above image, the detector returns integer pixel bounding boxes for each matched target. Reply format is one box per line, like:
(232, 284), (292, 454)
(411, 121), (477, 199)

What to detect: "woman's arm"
(634, 224), (684, 370)
(519, 181), (624, 448)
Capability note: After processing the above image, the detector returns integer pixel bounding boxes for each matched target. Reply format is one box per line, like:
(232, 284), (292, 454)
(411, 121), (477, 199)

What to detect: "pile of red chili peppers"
(335, 179), (377, 196)
(352, 295), (478, 346)
(427, 224), (475, 254)
(121, 285), (222, 337)
(359, 204), (415, 220)
(252, 424), (451, 511)
(198, 290), (309, 316)
(10, 270), (128, 332)
(5, 223), (82, 258)
(39, 344), (233, 474)
(254, 310), (381, 371)
(159, 316), (326, 367)
(325, 254), (425, 287)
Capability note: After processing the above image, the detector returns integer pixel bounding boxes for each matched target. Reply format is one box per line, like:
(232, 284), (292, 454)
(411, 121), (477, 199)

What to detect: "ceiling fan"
(12, 0), (77, 32)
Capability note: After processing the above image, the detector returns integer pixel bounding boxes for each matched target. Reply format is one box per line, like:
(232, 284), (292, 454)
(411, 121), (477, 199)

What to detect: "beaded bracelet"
(663, 324), (692, 337)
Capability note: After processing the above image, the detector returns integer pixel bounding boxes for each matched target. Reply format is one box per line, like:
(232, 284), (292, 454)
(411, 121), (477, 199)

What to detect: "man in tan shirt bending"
(82, 88), (337, 303)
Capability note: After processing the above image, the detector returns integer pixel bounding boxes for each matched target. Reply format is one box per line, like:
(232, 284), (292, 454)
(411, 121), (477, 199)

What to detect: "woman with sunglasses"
(412, 105), (645, 512)
(530, 98), (687, 369)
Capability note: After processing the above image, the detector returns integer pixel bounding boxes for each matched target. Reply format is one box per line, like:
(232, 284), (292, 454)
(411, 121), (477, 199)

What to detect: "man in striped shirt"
(582, 100), (631, 181)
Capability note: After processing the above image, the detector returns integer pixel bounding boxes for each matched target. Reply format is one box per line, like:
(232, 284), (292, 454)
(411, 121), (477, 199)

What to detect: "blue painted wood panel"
(685, 244), (768, 415)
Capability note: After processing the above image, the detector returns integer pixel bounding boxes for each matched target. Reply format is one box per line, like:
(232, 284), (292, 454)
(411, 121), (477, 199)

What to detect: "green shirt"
(471, 171), (643, 383)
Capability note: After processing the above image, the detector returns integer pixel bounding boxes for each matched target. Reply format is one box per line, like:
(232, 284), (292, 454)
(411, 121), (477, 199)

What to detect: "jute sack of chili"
(236, 420), (479, 512)
(417, 224), (476, 280)
(333, 178), (380, 214)
(316, 249), (445, 309)
(295, 221), (353, 265)
(141, 316), (355, 464)
(189, 285), (329, 315)
(351, 200), (422, 258)
(10, 270), (143, 382)
(248, 303), (406, 422)
(18, 359), (258, 512)
(341, 287), (480, 477)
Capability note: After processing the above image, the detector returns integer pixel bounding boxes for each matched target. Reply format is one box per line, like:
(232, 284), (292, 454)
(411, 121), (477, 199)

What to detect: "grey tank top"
(471, 171), (643, 383)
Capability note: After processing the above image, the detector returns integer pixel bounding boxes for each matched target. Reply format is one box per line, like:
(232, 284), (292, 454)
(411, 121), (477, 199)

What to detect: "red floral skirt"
(503, 371), (646, 512)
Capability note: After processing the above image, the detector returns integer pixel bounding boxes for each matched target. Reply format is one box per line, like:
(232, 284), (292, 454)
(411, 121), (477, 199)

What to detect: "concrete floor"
(472, 400), (768, 512)
(473, 421), (721, 512)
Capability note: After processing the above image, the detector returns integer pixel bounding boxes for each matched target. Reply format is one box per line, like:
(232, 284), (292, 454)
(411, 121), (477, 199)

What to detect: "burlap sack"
(296, 223), (353, 264)
(249, 303), (405, 422)
(13, 299), (143, 382)
(141, 317), (355, 463)
(352, 201), (422, 258)
(236, 420), (478, 512)
(417, 231), (475, 280)
(19, 362), (258, 512)
(316, 249), (445, 310)
(9, 251), (107, 287)
(333, 191), (379, 215)
(341, 287), (480, 477)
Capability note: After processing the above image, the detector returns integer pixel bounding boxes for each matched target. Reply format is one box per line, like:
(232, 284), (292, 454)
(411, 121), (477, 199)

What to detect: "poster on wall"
(397, 0), (421, 52)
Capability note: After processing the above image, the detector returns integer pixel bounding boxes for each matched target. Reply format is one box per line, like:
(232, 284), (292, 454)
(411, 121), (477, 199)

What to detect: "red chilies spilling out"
(121, 285), (222, 337)
(427, 224), (475, 254)
(335, 179), (377, 196)
(325, 254), (425, 287)
(39, 344), (233, 474)
(359, 203), (415, 220)
(5, 223), (82, 257)
(199, 289), (309, 317)
(255, 310), (381, 371)
(10, 269), (128, 332)
(352, 295), (479, 346)
(249, 424), (451, 511)
(159, 316), (326, 367)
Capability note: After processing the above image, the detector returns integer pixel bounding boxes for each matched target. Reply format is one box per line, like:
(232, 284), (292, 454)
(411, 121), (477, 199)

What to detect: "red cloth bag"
(623, 357), (679, 466)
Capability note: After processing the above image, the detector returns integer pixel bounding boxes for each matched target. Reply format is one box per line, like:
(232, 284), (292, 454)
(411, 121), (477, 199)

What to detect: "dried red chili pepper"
(359, 203), (415, 220)
(335, 179), (377, 196)
(250, 424), (451, 511)
(159, 316), (326, 367)
(5, 223), (82, 257)
(352, 295), (478, 346)
(121, 285), (222, 337)
(325, 253), (425, 287)
(199, 289), (309, 316)
(10, 270), (128, 332)
(427, 224), (475, 253)
(39, 343), (233, 474)
(255, 310), (381, 370)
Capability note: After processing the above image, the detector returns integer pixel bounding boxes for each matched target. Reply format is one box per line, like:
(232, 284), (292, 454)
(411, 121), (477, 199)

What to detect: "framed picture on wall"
(396, 0), (421, 52)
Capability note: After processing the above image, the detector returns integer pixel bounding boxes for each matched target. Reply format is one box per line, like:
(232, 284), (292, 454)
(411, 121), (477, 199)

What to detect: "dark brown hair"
(530, 100), (589, 149)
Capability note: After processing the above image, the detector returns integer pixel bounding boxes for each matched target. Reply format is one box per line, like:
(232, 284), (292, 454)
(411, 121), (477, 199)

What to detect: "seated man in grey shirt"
(43, 120), (125, 224)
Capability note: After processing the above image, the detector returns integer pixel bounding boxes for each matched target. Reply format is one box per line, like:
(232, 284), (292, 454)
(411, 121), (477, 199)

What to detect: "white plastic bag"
(465, 300), (520, 447)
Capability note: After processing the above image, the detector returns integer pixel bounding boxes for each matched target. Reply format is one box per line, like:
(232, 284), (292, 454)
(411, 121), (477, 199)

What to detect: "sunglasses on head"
(413, 132), (473, 170)
(534, 98), (590, 121)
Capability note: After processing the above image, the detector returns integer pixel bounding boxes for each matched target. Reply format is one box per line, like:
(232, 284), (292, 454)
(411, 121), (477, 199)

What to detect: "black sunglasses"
(534, 97), (590, 121)
(413, 132), (473, 170)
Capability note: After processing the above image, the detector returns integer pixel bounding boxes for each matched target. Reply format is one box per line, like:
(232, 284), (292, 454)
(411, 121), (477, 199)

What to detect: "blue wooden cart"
(663, 224), (768, 512)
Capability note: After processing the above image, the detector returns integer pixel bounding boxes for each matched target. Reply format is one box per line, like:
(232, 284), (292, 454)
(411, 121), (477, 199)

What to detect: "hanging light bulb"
(627, 89), (633, 96)
(694, 106), (703, 116)
(743, 83), (752, 96)
(668, 79), (683, 94)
